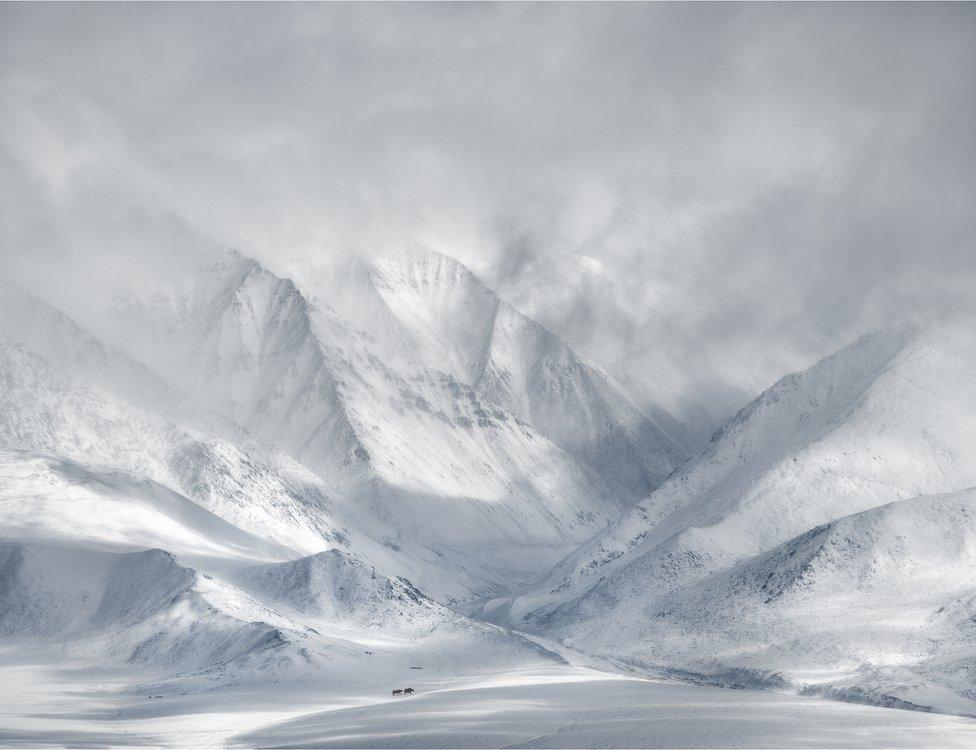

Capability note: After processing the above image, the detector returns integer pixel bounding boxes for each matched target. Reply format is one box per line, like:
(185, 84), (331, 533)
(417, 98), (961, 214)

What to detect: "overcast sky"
(1, 3), (974, 409)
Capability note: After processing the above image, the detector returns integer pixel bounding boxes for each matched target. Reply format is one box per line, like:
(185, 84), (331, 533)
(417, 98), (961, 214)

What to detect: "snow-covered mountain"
(0, 447), (559, 696)
(92, 247), (696, 599)
(0, 541), (318, 679)
(330, 248), (697, 492)
(492, 321), (976, 713)
(641, 488), (976, 714)
(0, 245), (707, 724)
(237, 549), (446, 634)
(497, 487), (976, 715)
(0, 330), (358, 563)
(107, 247), (694, 498)
(3, 243), (975, 728)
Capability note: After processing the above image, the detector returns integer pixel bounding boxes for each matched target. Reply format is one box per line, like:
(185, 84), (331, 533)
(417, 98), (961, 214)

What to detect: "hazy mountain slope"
(474, 299), (687, 496)
(336, 247), (697, 495)
(0, 279), (244, 444)
(98, 247), (697, 599)
(0, 331), (362, 566)
(506, 323), (976, 626)
(551, 488), (976, 715)
(107, 251), (369, 484)
(0, 269), (615, 601)
(480, 250), (747, 441)
(0, 331), (186, 484)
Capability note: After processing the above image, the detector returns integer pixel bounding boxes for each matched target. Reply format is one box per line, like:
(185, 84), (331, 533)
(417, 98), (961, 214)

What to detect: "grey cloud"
(0, 2), (973, 410)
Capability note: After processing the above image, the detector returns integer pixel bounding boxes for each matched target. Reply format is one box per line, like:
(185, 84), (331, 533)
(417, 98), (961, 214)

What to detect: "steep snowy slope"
(0, 271), (605, 600)
(237, 549), (448, 634)
(0, 331), (363, 565)
(0, 449), (549, 693)
(355, 248), (697, 493)
(100, 247), (695, 599)
(505, 322), (976, 627)
(0, 279), (242, 443)
(111, 252), (369, 485)
(486, 321), (976, 713)
(548, 489), (976, 715)
(0, 451), (287, 565)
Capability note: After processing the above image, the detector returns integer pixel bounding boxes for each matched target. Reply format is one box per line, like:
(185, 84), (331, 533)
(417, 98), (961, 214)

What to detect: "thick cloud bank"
(1, 3), (973, 408)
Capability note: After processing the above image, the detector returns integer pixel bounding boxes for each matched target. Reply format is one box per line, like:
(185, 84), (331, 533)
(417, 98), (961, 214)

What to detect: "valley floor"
(3, 644), (976, 749)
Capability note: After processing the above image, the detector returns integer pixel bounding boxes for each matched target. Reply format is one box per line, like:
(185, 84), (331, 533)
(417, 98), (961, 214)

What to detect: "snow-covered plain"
(1, 248), (975, 747)
(5, 644), (976, 748)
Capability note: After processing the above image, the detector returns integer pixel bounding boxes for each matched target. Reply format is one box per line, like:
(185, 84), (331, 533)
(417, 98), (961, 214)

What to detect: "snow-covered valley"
(1, 245), (975, 747)
(3, 2), (975, 745)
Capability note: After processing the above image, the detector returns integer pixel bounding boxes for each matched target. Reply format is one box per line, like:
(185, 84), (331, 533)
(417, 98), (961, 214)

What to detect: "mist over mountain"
(488, 322), (976, 713)
(1, 3), (974, 747)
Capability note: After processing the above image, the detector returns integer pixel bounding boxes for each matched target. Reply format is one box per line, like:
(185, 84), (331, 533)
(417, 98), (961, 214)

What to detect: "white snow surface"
(496, 322), (976, 715)
(94, 247), (696, 600)
(1, 250), (975, 746)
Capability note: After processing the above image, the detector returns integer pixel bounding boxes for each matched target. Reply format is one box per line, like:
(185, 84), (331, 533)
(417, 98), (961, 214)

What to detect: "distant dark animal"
(392, 689), (403, 696)
(404, 688), (415, 694)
